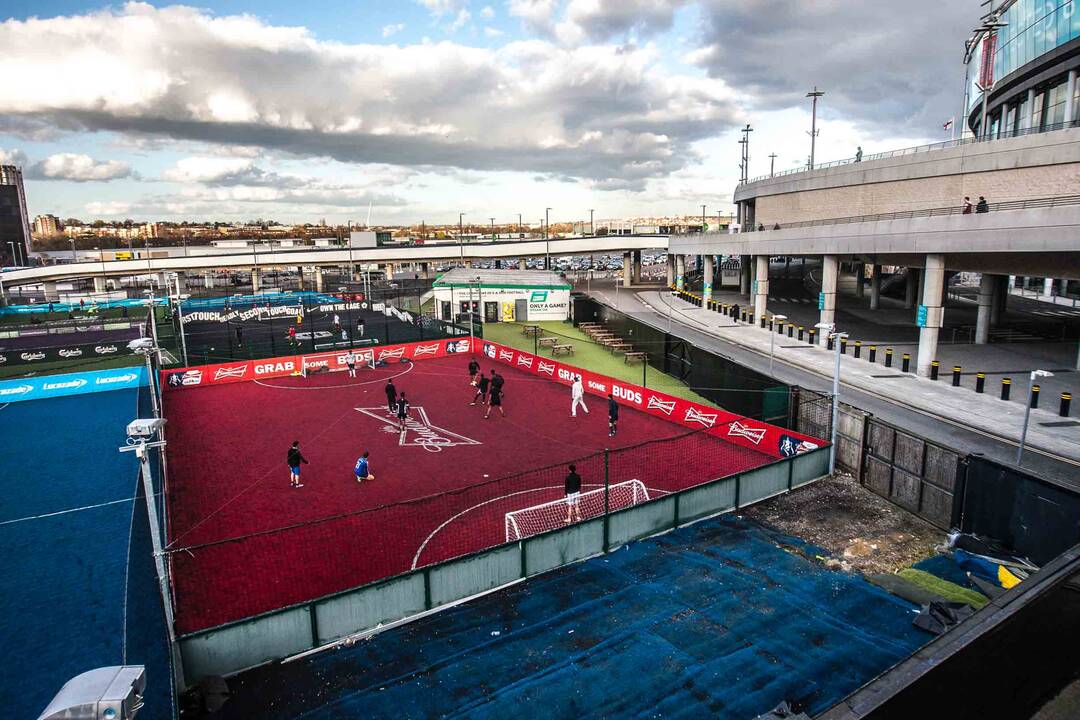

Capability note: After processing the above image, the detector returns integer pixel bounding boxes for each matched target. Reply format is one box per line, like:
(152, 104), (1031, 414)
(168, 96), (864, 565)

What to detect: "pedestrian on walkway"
(854, 146), (863, 162)
(962, 196), (973, 214)
(976, 196), (989, 213)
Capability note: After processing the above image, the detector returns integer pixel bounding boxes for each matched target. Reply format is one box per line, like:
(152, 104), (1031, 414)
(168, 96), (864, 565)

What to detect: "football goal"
(504, 479), (650, 542)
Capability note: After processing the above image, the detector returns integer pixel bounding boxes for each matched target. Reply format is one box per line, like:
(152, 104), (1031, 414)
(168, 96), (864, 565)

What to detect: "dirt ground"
(743, 471), (947, 575)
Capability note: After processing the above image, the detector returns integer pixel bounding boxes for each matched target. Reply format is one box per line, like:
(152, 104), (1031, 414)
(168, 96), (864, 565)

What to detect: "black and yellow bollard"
(777, 321), (785, 335)
(808, 329), (816, 345)
(854, 340), (862, 359)
(787, 323), (794, 338)
(798, 326), (804, 341)
(975, 373), (985, 393)
(901, 353), (910, 372)
(761, 316), (767, 329)
(840, 337), (848, 355)
(1001, 378), (1011, 401)
(930, 360), (939, 380)
(869, 345), (877, 363)
(1061, 392), (1072, 417)
(741, 310), (747, 323)
(827, 334), (834, 351)
(884, 348), (893, 368)
(952, 365), (962, 386)
(1031, 384), (1041, 409)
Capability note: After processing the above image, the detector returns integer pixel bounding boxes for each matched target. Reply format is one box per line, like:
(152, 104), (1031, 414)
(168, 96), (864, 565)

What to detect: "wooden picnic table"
(521, 324), (542, 336)
(624, 351), (647, 364)
(587, 329), (615, 338)
(578, 322), (603, 329)
(552, 343), (574, 356)
(608, 342), (634, 354)
(538, 336), (559, 347)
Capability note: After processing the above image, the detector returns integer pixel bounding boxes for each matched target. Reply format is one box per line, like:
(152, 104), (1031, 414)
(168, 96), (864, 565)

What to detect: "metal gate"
(862, 418), (964, 529)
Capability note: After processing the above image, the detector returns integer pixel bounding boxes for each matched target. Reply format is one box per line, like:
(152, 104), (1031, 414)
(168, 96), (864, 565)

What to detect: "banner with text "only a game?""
(479, 341), (823, 460)
(161, 337), (475, 389)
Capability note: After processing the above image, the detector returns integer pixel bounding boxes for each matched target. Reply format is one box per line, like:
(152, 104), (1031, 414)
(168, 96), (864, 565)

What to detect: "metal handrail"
(742, 121), (1080, 185)
(744, 193), (1080, 232)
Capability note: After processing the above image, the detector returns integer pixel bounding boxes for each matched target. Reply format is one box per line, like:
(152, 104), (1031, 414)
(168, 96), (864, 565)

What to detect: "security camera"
(126, 418), (166, 438)
(38, 666), (145, 720)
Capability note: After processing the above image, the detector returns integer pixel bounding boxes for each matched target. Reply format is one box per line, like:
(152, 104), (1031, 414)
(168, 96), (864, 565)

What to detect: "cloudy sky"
(1, 1), (975, 225)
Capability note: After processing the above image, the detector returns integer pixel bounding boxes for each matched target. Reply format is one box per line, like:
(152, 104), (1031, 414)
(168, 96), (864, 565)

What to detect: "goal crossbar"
(504, 479), (650, 542)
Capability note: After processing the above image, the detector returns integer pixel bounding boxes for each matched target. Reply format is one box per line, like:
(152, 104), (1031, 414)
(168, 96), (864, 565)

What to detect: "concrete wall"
(735, 128), (1080, 224)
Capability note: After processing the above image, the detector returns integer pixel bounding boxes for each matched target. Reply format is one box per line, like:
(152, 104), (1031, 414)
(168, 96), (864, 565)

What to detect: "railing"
(742, 193), (1080, 233)
(742, 121), (1080, 185)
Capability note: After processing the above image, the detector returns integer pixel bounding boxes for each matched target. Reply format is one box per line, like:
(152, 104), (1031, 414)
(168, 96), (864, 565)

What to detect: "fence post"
(1061, 392), (1072, 417)
(309, 602), (320, 647)
(603, 448), (611, 553)
(953, 365), (962, 386)
(787, 457), (794, 491)
(1001, 378), (1011, 400)
(734, 474), (741, 510)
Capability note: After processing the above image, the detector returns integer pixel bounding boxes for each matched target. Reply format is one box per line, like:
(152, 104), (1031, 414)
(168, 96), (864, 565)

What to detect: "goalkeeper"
(564, 464), (583, 524)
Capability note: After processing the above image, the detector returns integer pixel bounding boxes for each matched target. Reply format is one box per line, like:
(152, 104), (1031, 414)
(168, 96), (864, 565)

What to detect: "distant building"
(32, 214), (62, 236)
(0, 165), (31, 265)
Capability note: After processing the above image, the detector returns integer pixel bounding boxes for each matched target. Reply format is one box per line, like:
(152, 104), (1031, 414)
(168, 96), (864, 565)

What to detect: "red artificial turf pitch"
(163, 353), (775, 634)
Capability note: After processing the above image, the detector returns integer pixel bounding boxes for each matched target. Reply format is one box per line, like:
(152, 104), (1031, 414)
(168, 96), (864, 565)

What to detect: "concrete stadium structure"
(670, 126), (1080, 376)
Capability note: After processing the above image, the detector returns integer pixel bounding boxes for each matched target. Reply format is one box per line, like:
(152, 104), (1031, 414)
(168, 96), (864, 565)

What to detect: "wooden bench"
(552, 343), (574, 356)
(588, 330), (616, 340)
(624, 351), (648, 364)
(538, 336), (559, 347)
(578, 322), (603, 330)
(521, 324), (542, 336)
(608, 341), (634, 354)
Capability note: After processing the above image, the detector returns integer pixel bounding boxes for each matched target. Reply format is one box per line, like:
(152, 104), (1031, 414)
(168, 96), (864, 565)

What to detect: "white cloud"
(484, 26), (504, 38)
(0, 4), (741, 188)
(450, 8), (471, 32)
(0, 147), (28, 166)
(85, 200), (133, 216)
(382, 23), (406, 38)
(416, 0), (464, 15)
(508, 0), (559, 36)
(31, 153), (131, 182)
(481, 6), (496, 19)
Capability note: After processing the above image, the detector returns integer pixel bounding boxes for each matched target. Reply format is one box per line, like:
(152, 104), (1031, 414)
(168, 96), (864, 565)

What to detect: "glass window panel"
(1033, 91), (1046, 128)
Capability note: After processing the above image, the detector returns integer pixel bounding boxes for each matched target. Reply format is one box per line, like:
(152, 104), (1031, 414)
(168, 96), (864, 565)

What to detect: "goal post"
(301, 348), (376, 376)
(504, 479), (650, 542)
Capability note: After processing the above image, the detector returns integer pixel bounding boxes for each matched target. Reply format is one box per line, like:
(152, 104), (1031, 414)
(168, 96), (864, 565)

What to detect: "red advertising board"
(479, 341), (824, 460)
(162, 337), (474, 389)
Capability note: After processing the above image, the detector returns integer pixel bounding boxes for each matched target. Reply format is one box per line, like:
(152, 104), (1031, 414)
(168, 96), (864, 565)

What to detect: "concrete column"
(632, 250), (642, 284)
(43, 281), (58, 300)
(975, 273), (994, 344)
(819, 255), (838, 346)
(174, 271), (187, 293)
(251, 268), (260, 292)
(294, 267), (304, 291)
(314, 268), (324, 293)
(904, 268), (919, 309)
(1044, 277), (1055, 296)
(518, 258), (526, 271)
(1066, 70), (1077, 125)
(1025, 88), (1036, 129)
(753, 254), (769, 320)
(869, 264), (882, 310)
(703, 254), (714, 303)
(385, 262), (395, 281)
(93, 276), (107, 293)
(990, 275), (1005, 325)
(622, 251), (632, 289)
(676, 254), (686, 291)
(1008, 275), (1016, 290)
(854, 262), (865, 298)
(421, 262), (430, 279)
(203, 272), (214, 289)
(916, 254), (945, 376)
(666, 255), (675, 286)
(740, 255), (751, 296)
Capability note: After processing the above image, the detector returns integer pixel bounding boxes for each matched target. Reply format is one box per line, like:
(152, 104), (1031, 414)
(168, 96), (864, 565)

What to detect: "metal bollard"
(975, 373), (985, 393)
(741, 310), (747, 322)
(869, 345), (877, 363)
(827, 334), (834, 351)
(768, 318), (774, 332)
(798, 326), (804, 341)
(884, 348), (893, 367)
(840, 337), (848, 355)
(1061, 392), (1072, 417)
(1001, 378), (1011, 401)
(761, 316), (767, 329)
(1031, 384), (1041, 409)
(808, 329), (816, 345)
(952, 366), (962, 386)
(901, 353), (910, 372)
(930, 360), (939, 380)
(854, 341), (862, 359)
(787, 324), (794, 338)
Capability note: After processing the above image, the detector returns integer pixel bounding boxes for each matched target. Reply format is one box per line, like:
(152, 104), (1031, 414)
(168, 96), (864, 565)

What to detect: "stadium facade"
(967, 0), (1080, 137)
(0, 165), (31, 266)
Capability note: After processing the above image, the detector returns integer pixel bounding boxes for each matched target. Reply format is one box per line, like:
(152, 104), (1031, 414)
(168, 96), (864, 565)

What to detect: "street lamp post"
(589, 209), (595, 236)
(770, 314), (787, 376)
(545, 207), (552, 270)
(807, 86), (825, 169)
(701, 205), (707, 233)
(490, 217), (495, 242)
(769, 153), (777, 177)
(1018, 369), (1054, 465)
(459, 213), (465, 267)
(815, 322), (846, 475)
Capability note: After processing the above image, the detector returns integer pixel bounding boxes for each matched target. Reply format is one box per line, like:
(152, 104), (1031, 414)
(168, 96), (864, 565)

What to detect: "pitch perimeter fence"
(167, 427), (830, 684)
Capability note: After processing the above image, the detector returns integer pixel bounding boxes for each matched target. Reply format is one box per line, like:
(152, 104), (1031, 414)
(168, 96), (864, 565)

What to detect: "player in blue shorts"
(354, 451), (374, 483)
(287, 440), (308, 488)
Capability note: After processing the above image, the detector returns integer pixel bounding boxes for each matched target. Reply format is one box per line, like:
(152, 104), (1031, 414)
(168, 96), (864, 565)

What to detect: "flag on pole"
(943, 118), (954, 131)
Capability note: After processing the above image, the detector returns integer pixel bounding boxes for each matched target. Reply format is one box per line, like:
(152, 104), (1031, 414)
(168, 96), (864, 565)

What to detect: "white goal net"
(301, 348), (376, 376)
(504, 479), (650, 542)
